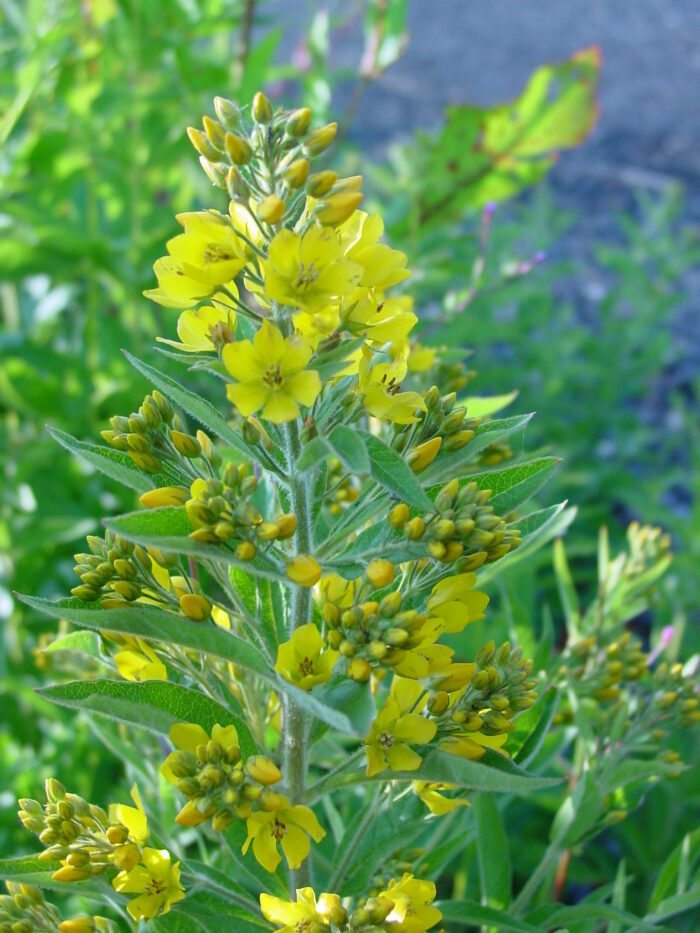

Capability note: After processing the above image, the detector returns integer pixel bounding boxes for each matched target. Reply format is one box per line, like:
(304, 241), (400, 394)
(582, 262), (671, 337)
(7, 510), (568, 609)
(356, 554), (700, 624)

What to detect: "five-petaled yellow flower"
(223, 320), (321, 423)
(427, 572), (489, 634)
(144, 211), (246, 308)
(337, 210), (410, 292)
(112, 848), (185, 920)
(364, 677), (437, 776)
(412, 781), (471, 816)
(376, 873), (442, 932)
(243, 793), (325, 873)
(263, 226), (362, 313)
(275, 623), (339, 691)
(260, 887), (343, 933)
(114, 639), (167, 683)
(359, 349), (427, 424)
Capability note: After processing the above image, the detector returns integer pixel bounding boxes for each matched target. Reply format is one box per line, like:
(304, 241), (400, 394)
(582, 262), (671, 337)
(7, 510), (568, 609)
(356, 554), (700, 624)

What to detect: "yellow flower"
(427, 572), (489, 634)
(260, 888), (343, 933)
(275, 623), (339, 691)
(377, 873), (442, 933)
(364, 677), (436, 776)
(157, 292), (237, 353)
(108, 783), (149, 846)
(319, 572), (359, 608)
(161, 722), (239, 786)
(358, 349), (427, 424)
(439, 731), (509, 760)
(337, 211), (410, 291)
(114, 640), (167, 682)
(112, 848), (185, 921)
(347, 293), (417, 347)
(144, 211), (246, 308)
(406, 342), (437, 373)
(263, 226), (362, 313)
(412, 781), (470, 816)
(243, 795), (325, 873)
(223, 320), (321, 423)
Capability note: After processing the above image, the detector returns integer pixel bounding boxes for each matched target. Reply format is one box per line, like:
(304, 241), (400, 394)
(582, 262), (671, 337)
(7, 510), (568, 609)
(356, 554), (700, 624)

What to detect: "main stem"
(282, 418), (313, 892)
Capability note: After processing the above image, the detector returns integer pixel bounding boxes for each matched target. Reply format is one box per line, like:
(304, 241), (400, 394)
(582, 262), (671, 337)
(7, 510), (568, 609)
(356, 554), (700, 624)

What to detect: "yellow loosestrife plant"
(11, 91), (699, 932)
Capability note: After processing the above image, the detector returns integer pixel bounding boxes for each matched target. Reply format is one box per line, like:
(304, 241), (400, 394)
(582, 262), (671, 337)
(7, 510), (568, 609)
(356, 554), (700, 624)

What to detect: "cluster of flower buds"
(71, 530), (150, 604)
(19, 780), (138, 882)
(101, 389), (220, 476)
(396, 387), (478, 456)
(188, 91), (362, 228)
(430, 352), (477, 396)
(389, 479), (520, 567)
(0, 882), (117, 933)
(562, 631), (648, 703)
(654, 659), (700, 726)
(625, 521), (672, 578)
(346, 874), (441, 932)
(323, 586), (443, 683)
(185, 463), (295, 557)
(431, 641), (537, 737)
(162, 723), (284, 833)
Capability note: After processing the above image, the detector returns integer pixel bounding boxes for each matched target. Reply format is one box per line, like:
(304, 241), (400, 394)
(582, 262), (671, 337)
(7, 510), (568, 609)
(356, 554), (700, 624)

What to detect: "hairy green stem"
(282, 418), (313, 892)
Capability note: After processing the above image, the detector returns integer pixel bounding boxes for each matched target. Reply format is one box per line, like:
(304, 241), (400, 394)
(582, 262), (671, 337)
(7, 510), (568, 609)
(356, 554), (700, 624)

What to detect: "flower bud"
(252, 91), (273, 123)
(245, 756), (282, 785)
(225, 133), (253, 165)
(258, 195), (286, 224)
(366, 559), (395, 587)
(214, 96), (242, 131)
(179, 593), (212, 621)
(202, 114), (226, 149)
(348, 658), (372, 682)
(171, 431), (202, 459)
(405, 517), (426, 540)
(140, 486), (189, 509)
(306, 170), (338, 197)
(389, 503), (410, 528)
(315, 191), (363, 226)
(187, 126), (220, 161)
(284, 157), (310, 188)
(236, 540), (257, 561)
(286, 555), (322, 586)
(286, 107), (312, 136)
(407, 437), (442, 472)
(303, 122), (337, 155)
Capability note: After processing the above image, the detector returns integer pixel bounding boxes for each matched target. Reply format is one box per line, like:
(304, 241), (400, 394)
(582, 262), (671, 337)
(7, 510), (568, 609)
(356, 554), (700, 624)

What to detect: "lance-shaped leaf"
(475, 793), (511, 910)
(37, 680), (257, 757)
(17, 595), (270, 677)
(102, 507), (288, 583)
(47, 426), (173, 493)
(358, 430), (433, 510)
(0, 856), (108, 898)
(327, 425), (370, 475)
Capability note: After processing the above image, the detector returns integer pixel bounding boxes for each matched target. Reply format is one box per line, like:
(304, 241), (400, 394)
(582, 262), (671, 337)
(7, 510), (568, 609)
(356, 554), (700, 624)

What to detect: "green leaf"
(429, 458), (559, 514)
(103, 507), (287, 583)
(437, 900), (541, 932)
(41, 629), (103, 658)
(312, 336), (365, 381)
(512, 688), (559, 766)
(477, 503), (576, 584)
(18, 595), (270, 678)
(37, 680), (257, 757)
(550, 770), (604, 847)
(475, 794), (511, 910)
(168, 891), (266, 932)
(296, 435), (330, 472)
(327, 425), (370, 474)
(122, 351), (250, 458)
(421, 414), (534, 486)
(649, 829), (700, 912)
(644, 885), (700, 924)
(47, 426), (167, 493)
(403, 45), (600, 224)
(553, 537), (580, 635)
(460, 391), (519, 419)
(0, 856), (108, 898)
(358, 431), (432, 510)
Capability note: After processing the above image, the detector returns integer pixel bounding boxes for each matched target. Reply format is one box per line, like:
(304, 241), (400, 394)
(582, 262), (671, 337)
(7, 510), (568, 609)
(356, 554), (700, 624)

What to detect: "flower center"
(378, 732), (394, 748)
(272, 817), (287, 841)
(298, 656), (315, 677)
(293, 262), (320, 292)
(263, 365), (284, 390)
(204, 243), (237, 264)
(144, 878), (167, 896)
(380, 373), (402, 396)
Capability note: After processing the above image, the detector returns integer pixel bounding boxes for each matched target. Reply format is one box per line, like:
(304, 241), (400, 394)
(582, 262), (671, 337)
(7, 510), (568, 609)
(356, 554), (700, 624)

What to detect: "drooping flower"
(358, 349), (427, 424)
(144, 211), (246, 308)
(347, 293), (417, 347)
(412, 781), (471, 816)
(260, 887), (344, 933)
(114, 639), (167, 683)
(112, 848), (185, 921)
(223, 320), (321, 423)
(376, 873), (442, 933)
(263, 226), (362, 313)
(427, 572), (489, 634)
(336, 210), (410, 291)
(243, 794), (325, 873)
(364, 677), (436, 776)
(157, 292), (237, 353)
(275, 623), (339, 691)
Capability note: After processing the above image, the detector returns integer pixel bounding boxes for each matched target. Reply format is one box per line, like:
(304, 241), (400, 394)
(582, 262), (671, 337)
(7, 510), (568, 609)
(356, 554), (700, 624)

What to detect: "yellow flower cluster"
(18, 780), (184, 921)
